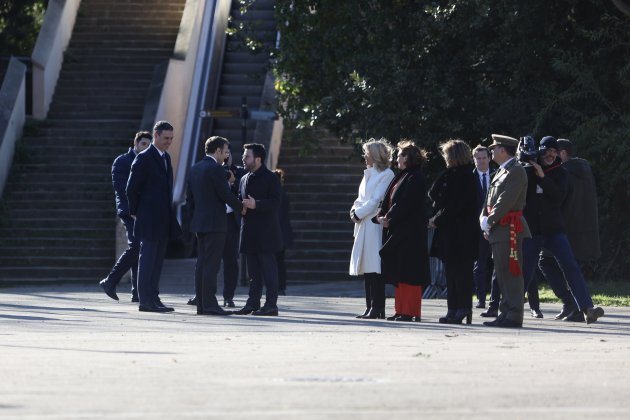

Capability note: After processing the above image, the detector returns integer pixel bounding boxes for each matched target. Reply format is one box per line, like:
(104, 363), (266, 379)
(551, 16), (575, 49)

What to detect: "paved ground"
(1, 259), (630, 419)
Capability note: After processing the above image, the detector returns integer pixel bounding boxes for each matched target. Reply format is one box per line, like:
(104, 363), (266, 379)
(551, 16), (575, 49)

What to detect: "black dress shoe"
(564, 310), (585, 323)
(252, 307), (279, 316)
(154, 299), (174, 312)
(483, 318), (501, 327)
(586, 306), (604, 324)
(131, 295), (139, 303)
(99, 279), (119, 301)
(278, 289), (286, 296)
(201, 307), (232, 316)
(187, 297), (197, 306)
(480, 307), (498, 318)
(475, 301), (486, 309)
(386, 314), (400, 321)
(395, 315), (414, 322)
(439, 310), (456, 324)
(445, 309), (472, 325)
(234, 305), (258, 315)
(496, 318), (522, 328)
(530, 308), (544, 318)
(139, 305), (172, 313)
(223, 299), (235, 308)
(363, 308), (385, 319)
(554, 305), (576, 320)
(356, 308), (371, 319)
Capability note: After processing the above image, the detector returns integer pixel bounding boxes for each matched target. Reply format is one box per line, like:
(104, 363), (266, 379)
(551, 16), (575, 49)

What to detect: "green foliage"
(272, 0), (630, 278)
(0, 0), (47, 56)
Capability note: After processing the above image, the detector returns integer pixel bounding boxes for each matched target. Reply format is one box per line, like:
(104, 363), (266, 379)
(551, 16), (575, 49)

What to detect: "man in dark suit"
(187, 136), (244, 316)
(234, 143), (283, 316)
(126, 121), (182, 313)
(472, 145), (495, 309)
(99, 131), (151, 302)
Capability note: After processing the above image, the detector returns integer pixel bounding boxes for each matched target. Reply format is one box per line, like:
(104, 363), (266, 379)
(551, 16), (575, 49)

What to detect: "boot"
(439, 309), (456, 324)
(446, 309), (472, 325)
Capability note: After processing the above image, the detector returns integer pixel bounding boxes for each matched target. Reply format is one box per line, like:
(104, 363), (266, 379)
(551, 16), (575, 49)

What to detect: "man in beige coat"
(479, 134), (531, 328)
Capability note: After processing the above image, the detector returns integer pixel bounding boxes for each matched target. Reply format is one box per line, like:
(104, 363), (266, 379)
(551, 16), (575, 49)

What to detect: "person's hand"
(243, 195), (256, 209)
(227, 170), (235, 185)
(428, 217), (437, 228)
(241, 207), (247, 216)
(378, 216), (389, 228)
(130, 215), (136, 220)
(529, 160), (544, 178)
(483, 232), (489, 240)
(479, 215), (490, 233)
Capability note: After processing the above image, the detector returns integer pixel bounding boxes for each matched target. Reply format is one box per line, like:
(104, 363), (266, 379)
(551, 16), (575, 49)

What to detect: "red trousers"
(394, 283), (423, 318)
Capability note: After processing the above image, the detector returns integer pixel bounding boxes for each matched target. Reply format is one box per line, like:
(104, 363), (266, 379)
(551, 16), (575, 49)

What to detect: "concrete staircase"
(0, 0), (185, 283)
(277, 133), (365, 282)
(208, 0), (276, 157)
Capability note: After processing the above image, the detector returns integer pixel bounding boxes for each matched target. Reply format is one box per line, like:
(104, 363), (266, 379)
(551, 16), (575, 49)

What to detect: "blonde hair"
(440, 139), (473, 168)
(362, 138), (393, 171)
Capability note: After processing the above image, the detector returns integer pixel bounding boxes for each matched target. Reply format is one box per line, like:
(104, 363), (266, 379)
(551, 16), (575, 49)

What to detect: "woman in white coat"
(350, 138), (395, 319)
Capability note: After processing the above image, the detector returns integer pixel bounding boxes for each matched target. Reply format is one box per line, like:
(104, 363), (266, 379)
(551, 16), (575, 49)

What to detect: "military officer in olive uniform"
(479, 134), (531, 328)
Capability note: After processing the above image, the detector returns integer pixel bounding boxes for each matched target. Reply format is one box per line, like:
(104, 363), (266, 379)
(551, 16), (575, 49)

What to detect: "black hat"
(539, 136), (558, 151)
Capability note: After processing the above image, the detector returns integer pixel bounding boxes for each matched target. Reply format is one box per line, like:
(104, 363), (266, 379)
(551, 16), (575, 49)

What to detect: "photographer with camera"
(520, 136), (604, 324)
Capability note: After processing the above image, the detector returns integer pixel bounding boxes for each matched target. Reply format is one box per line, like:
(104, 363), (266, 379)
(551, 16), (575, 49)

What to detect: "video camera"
(517, 135), (542, 165)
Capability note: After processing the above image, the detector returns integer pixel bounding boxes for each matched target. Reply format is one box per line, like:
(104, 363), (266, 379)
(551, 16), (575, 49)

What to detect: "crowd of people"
(97, 120), (604, 327)
(350, 135), (604, 328)
(98, 121), (292, 316)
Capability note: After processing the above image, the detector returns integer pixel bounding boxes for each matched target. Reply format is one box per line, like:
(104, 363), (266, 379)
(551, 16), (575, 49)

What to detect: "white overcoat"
(349, 166), (395, 276)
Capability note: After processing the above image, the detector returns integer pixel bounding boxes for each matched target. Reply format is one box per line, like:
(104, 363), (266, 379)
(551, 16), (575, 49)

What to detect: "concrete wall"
(0, 59), (27, 198)
(31, 0), (81, 120)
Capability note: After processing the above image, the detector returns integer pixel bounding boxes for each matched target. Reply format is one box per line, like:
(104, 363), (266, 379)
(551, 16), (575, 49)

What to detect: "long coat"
(238, 164), (283, 254)
(561, 157), (600, 261)
(376, 166), (430, 287)
(428, 164), (479, 263)
(349, 167), (394, 275)
(126, 144), (182, 241)
(111, 147), (135, 218)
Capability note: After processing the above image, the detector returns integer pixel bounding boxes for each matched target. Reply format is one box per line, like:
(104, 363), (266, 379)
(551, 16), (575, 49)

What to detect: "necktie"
(163, 154), (168, 172)
(481, 173), (487, 197)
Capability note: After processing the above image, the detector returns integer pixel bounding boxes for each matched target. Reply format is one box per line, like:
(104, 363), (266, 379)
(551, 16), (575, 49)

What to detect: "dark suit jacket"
(112, 147), (135, 218)
(126, 144), (182, 241)
(377, 166), (430, 287)
(187, 156), (244, 233)
(474, 167), (496, 215)
(238, 164), (283, 254)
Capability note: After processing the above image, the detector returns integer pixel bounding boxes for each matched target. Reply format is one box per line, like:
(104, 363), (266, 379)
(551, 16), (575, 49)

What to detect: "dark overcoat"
(376, 166), (430, 287)
(428, 164), (480, 263)
(238, 164), (283, 254)
(126, 144), (182, 241)
(111, 147), (135, 218)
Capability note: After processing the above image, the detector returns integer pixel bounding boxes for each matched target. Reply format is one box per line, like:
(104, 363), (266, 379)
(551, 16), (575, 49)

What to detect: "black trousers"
(106, 216), (139, 297)
(276, 250), (287, 292)
(363, 272), (385, 310)
(444, 259), (474, 310)
(137, 238), (168, 306)
(195, 232), (226, 311)
(245, 252), (279, 309)
(222, 213), (240, 300)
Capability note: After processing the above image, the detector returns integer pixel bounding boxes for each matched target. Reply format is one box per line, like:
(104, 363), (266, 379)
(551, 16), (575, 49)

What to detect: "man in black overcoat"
(233, 143), (283, 316)
(126, 121), (182, 313)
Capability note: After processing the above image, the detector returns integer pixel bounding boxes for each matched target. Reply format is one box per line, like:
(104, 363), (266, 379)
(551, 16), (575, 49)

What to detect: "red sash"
(487, 207), (524, 276)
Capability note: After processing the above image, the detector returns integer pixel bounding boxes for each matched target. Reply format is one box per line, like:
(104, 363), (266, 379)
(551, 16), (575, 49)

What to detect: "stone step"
(22, 154), (120, 165)
(7, 190), (111, 201)
(292, 239), (353, 251)
(5, 208), (113, 219)
(0, 227), (111, 239)
(71, 32), (179, 42)
(0, 266), (110, 280)
(8, 172), (111, 184)
(286, 259), (348, 271)
(45, 111), (144, 121)
(6, 237), (114, 248)
(223, 51), (271, 64)
(292, 229), (353, 241)
(219, 84), (264, 97)
(63, 47), (173, 58)
(3, 199), (112, 210)
(290, 210), (352, 222)
(6, 218), (112, 229)
(0, 246), (112, 258)
(286, 248), (351, 260)
(11, 163), (112, 174)
(0, 255), (112, 267)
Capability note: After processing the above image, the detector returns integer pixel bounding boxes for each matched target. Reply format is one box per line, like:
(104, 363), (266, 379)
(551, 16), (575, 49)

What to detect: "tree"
(272, 0), (630, 278)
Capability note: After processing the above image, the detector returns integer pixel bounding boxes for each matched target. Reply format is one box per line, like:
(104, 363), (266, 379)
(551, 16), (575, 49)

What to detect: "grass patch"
(536, 281), (630, 307)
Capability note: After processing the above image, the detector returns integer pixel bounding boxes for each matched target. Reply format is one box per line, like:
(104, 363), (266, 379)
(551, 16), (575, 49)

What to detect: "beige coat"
(349, 167), (394, 276)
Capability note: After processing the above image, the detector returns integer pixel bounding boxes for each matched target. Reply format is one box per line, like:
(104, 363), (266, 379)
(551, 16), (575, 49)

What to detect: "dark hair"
(205, 136), (229, 155)
(274, 168), (285, 185)
(397, 139), (427, 168)
(472, 144), (490, 158)
(503, 145), (517, 156)
(134, 131), (152, 145)
(153, 120), (174, 134)
(557, 139), (573, 156)
(244, 143), (266, 162)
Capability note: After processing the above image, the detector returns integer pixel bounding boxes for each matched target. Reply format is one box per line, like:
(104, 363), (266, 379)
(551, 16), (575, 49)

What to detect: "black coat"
(111, 147), (135, 218)
(126, 144), (182, 241)
(523, 157), (568, 236)
(428, 164), (479, 263)
(186, 156), (244, 233)
(376, 166), (430, 287)
(238, 164), (283, 254)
